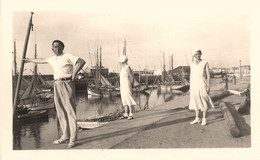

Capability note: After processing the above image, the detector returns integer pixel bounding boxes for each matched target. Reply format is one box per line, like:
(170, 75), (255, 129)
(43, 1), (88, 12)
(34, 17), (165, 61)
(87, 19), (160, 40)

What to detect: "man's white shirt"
(46, 52), (79, 80)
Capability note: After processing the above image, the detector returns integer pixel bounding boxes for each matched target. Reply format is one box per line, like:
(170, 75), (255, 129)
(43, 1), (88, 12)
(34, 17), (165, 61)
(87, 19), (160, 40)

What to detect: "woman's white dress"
(120, 65), (137, 106)
(189, 60), (214, 111)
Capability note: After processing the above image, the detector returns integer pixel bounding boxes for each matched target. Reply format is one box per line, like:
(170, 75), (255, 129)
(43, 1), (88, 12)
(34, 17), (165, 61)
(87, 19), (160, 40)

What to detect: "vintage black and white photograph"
(1, 0), (259, 159)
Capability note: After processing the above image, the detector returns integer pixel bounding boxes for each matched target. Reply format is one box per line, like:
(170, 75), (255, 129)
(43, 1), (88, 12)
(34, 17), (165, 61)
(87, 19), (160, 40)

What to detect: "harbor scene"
(1, 0), (258, 160)
(13, 86), (188, 150)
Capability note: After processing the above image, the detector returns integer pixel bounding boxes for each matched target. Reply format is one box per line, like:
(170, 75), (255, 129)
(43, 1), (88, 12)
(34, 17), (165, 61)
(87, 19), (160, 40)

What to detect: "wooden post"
(157, 79), (161, 91)
(13, 12), (34, 124)
(219, 101), (240, 137)
(233, 74), (236, 84)
(162, 52), (165, 82)
(139, 67), (141, 83)
(223, 76), (228, 91)
(144, 76), (158, 110)
(239, 60), (242, 78)
(145, 75), (148, 87)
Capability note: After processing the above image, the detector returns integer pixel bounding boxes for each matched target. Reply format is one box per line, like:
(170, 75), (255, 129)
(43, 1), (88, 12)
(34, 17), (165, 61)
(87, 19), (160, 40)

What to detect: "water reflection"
(13, 88), (186, 150)
(13, 118), (49, 149)
(157, 88), (186, 102)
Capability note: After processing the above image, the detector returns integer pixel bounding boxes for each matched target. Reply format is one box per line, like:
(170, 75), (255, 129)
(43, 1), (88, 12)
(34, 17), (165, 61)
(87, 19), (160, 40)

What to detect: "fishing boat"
(158, 52), (190, 93)
(18, 43), (54, 111)
(87, 86), (103, 97)
(17, 105), (31, 115)
(171, 84), (190, 92)
(87, 45), (116, 97)
(87, 40), (151, 97)
(13, 14), (52, 122)
(17, 110), (48, 121)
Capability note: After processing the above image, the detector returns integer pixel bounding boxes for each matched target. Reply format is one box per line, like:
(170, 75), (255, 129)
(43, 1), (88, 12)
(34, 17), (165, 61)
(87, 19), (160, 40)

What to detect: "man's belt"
(55, 77), (72, 81)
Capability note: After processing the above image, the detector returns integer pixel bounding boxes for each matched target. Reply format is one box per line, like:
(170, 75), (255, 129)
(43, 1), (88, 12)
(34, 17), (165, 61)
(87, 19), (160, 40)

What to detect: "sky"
(11, 1), (250, 75)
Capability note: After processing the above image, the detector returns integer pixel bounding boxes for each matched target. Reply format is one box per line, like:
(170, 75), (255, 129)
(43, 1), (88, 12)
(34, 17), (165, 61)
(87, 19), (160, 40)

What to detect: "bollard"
(223, 76), (228, 90)
(233, 74), (236, 84)
(219, 101), (240, 137)
(145, 75), (148, 87)
(157, 81), (161, 90)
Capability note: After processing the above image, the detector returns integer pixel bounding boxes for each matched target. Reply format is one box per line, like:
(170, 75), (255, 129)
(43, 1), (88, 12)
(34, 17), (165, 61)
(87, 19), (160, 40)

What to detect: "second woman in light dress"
(119, 55), (137, 120)
(189, 49), (214, 126)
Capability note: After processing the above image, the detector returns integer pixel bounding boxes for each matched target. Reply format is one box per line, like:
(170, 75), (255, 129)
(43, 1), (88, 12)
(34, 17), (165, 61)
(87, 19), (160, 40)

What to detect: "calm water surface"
(13, 88), (186, 150)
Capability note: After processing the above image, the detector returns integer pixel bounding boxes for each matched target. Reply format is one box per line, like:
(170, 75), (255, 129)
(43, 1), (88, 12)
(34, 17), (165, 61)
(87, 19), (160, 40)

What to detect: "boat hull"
(17, 110), (48, 121)
(158, 84), (190, 92)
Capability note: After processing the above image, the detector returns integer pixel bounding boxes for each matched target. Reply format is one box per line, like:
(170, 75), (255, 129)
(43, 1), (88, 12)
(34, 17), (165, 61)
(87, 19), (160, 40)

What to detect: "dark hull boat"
(172, 84), (190, 92)
(17, 110), (48, 121)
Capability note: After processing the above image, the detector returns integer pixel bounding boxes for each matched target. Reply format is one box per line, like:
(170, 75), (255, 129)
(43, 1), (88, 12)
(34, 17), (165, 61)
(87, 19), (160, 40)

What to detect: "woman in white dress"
(189, 49), (214, 126)
(119, 55), (137, 120)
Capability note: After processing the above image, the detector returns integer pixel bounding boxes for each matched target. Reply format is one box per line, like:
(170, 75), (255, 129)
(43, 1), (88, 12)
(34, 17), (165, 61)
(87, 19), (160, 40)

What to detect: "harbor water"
(13, 88), (187, 150)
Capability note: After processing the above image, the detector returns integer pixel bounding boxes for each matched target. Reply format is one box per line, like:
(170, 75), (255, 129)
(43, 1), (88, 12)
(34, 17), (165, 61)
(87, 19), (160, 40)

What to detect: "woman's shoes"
(120, 113), (128, 119)
(120, 113), (134, 120)
(190, 118), (201, 124)
(119, 116), (128, 119)
(201, 118), (207, 126)
(128, 113), (134, 120)
(128, 116), (134, 120)
(190, 118), (207, 125)
(53, 138), (69, 144)
(67, 142), (76, 148)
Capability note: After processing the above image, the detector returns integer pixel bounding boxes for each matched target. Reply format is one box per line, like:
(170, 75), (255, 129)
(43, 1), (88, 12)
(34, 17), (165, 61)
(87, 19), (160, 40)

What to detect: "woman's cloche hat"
(119, 55), (128, 63)
(192, 48), (202, 57)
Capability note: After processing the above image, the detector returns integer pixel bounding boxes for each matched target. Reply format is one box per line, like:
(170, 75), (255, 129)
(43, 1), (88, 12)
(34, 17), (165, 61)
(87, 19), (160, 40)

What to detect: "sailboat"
(13, 13), (50, 122)
(158, 52), (190, 92)
(121, 40), (150, 93)
(87, 45), (121, 97)
(20, 30), (54, 109)
(87, 40), (149, 97)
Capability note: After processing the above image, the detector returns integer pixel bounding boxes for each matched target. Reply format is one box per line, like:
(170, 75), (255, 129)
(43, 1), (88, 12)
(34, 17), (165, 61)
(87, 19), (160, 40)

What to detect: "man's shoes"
(53, 138), (69, 144)
(190, 118), (200, 124)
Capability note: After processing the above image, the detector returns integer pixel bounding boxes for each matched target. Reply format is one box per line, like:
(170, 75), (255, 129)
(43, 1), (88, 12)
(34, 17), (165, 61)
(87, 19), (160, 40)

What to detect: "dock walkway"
(41, 77), (250, 149)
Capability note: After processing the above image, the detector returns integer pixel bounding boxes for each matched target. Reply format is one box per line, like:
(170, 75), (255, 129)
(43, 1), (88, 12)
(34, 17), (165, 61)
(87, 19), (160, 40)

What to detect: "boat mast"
(162, 52), (165, 82)
(171, 54), (173, 77)
(185, 53), (189, 66)
(99, 46), (102, 82)
(34, 29), (38, 78)
(123, 39), (126, 55)
(13, 12), (34, 123)
(96, 44), (99, 85)
(118, 40), (120, 57)
(184, 47), (189, 66)
(13, 40), (17, 77)
(88, 41), (93, 66)
(12, 40), (18, 103)
(100, 46), (102, 68)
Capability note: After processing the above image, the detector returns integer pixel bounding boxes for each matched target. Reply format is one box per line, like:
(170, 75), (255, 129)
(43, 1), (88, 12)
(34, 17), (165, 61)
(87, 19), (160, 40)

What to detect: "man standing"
(25, 40), (86, 148)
